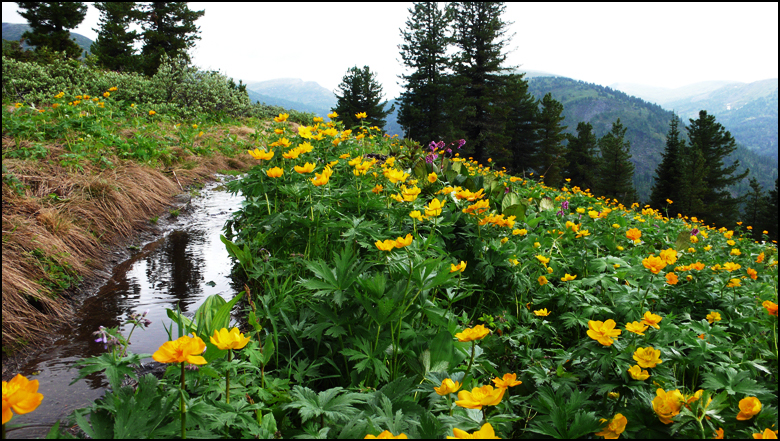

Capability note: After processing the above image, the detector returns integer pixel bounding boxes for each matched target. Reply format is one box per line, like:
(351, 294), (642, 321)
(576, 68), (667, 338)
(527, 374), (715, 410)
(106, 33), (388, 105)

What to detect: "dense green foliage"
(564, 122), (599, 192)
(138, 2), (205, 76)
(91, 2), (142, 73)
(536, 93), (568, 188)
(596, 119), (638, 205)
(650, 115), (685, 214)
(16, 2), (87, 59)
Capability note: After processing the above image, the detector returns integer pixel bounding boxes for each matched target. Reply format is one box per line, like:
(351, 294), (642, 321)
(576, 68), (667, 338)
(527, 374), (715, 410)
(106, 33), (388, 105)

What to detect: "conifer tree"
(503, 73), (539, 175)
(761, 179), (778, 240)
(650, 115), (685, 215)
(596, 118), (638, 204)
(139, 2), (205, 76)
(398, 2), (453, 143)
(677, 145), (708, 219)
(447, 2), (515, 165)
(685, 110), (749, 226)
(743, 177), (765, 237)
(91, 2), (142, 72)
(332, 66), (394, 131)
(563, 122), (599, 192)
(535, 93), (567, 188)
(16, 2), (87, 59)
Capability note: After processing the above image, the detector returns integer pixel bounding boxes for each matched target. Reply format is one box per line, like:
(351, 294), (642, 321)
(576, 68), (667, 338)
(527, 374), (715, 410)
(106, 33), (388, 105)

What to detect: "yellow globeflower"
(433, 378), (461, 396)
(666, 272), (679, 285)
(455, 385), (505, 409)
(328, 111), (339, 119)
(394, 233), (413, 248)
(626, 228), (642, 242)
(594, 413), (627, 439)
(625, 321), (649, 336)
(536, 255), (550, 265)
(642, 255), (667, 274)
(752, 428), (777, 439)
(706, 311), (721, 324)
(727, 278), (741, 288)
(148, 110), (156, 116)
(492, 373), (522, 389)
(427, 172), (437, 183)
(628, 364), (650, 381)
(424, 198), (445, 217)
(273, 113), (289, 122)
(294, 162), (316, 174)
(640, 311), (663, 329)
(266, 167), (284, 178)
(152, 334), (207, 365)
(538, 275), (548, 286)
(375, 239), (396, 252)
(448, 422), (499, 439)
(587, 319), (621, 346)
(561, 273), (577, 282)
(652, 388), (684, 424)
(659, 248), (678, 265)
(534, 308), (550, 317)
(409, 210), (425, 221)
(210, 327), (250, 350)
(2, 374), (44, 424)
(736, 397), (762, 420)
(355, 112), (367, 119)
(248, 148), (274, 161)
(633, 347), (663, 368)
(450, 261), (467, 273)
(454, 324), (489, 342)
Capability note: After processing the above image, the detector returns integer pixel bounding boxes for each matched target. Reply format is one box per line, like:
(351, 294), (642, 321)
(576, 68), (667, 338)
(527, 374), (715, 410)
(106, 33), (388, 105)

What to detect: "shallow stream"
(5, 176), (244, 439)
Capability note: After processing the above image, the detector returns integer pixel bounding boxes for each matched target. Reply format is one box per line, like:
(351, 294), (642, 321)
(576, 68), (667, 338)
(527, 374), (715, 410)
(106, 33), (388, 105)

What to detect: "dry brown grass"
(2, 151), (254, 350)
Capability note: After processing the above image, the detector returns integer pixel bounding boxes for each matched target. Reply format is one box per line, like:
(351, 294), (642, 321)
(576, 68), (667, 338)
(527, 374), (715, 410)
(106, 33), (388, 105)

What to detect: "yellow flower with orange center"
(626, 228), (642, 242)
(2, 374), (44, 424)
(454, 385), (505, 409)
(594, 413), (627, 439)
(534, 308), (550, 316)
(706, 311), (721, 324)
(640, 311), (662, 329)
(364, 430), (407, 439)
(736, 397), (762, 420)
(625, 321), (648, 335)
(587, 319), (621, 346)
(538, 275), (548, 286)
(266, 167), (283, 178)
(394, 233), (413, 248)
(454, 324), (488, 342)
(294, 162), (316, 174)
(152, 334), (207, 365)
(433, 378), (461, 396)
(652, 388), (684, 424)
(492, 373), (522, 389)
(627, 365), (649, 381)
(643, 255), (667, 274)
(633, 346), (663, 368)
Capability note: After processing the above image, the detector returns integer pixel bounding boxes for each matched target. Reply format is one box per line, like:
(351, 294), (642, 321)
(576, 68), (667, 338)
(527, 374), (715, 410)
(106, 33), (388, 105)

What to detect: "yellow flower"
(248, 148), (274, 161)
(434, 378), (461, 396)
(643, 255), (667, 274)
(455, 324), (489, 342)
(737, 397), (761, 420)
(455, 385), (505, 409)
(731, 248), (741, 256)
(409, 210), (425, 221)
(659, 248), (678, 265)
(450, 261), (467, 273)
(652, 388), (684, 424)
(666, 272), (679, 285)
(727, 278), (741, 288)
(756, 252), (765, 263)
(266, 167), (284, 178)
(587, 319), (621, 346)
(372, 184), (384, 194)
(547, 266), (554, 274)
(425, 198), (445, 217)
(617, 246), (624, 251)
(534, 242), (541, 248)
(747, 268), (757, 280)
(401, 185), (421, 202)
(594, 413), (627, 439)
(626, 228), (642, 242)
(763, 300), (778, 316)
(625, 321), (649, 335)
(427, 172), (437, 183)
(513, 228), (527, 236)
(364, 430), (407, 439)
(311, 166), (333, 186)
(561, 273), (576, 282)
(534, 308), (550, 317)
(448, 423), (499, 439)
(722, 262), (742, 272)
(640, 311), (662, 329)
(538, 275), (548, 286)
(706, 311), (721, 324)
(274, 113), (289, 122)
(384, 168), (409, 184)
(294, 162), (316, 174)
(355, 112), (367, 119)
(2, 374), (44, 424)
(328, 111), (339, 119)
(628, 365), (650, 381)
(148, 110), (156, 116)
(395, 233), (413, 248)
(727, 240), (736, 246)
(633, 347), (663, 368)
(375, 239), (396, 252)
(152, 335), (207, 365)
(752, 428), (777, 439)
(536, 255), (550, 265)
(210, 327), (250, 350)
(492, 373), (522, 389)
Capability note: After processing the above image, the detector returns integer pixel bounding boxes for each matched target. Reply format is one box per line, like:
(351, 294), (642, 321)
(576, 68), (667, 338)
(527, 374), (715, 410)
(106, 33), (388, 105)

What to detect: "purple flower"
(425, 153), (438, 164)
(691, 228), (699, 236)
(556, 210), (564, 217)
(428, 141), (438, 151)
(446, 148), (452, 154)
(457, 139), (466, 149)
(561, 200), (569, 210)
(436, 141), (446, 150)
(95, 335), (108, 344)
(504, 186), (510, 194)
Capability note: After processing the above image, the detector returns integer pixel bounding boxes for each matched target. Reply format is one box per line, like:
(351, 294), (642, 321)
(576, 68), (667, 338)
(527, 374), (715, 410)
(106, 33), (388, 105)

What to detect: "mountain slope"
(2, 22), (93, 55)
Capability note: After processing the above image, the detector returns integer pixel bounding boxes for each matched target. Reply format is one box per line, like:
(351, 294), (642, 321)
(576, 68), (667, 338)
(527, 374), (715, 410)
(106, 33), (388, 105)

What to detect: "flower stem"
(463, 340), (476, 386)
(226, 350), (232, 404)
(181, 362), (187, 439)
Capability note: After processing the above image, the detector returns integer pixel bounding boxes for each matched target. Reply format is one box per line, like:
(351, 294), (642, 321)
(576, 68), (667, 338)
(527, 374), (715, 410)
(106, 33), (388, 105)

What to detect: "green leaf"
(503, 204), (527, 221)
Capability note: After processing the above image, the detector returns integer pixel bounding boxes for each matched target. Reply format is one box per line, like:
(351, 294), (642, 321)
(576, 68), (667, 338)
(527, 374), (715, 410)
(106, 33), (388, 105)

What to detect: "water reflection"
(5, 178), (243, 439)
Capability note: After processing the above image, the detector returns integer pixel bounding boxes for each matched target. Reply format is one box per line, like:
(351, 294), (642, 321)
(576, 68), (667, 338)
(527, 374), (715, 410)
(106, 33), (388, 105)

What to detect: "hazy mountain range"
(2, 22), (92, 55)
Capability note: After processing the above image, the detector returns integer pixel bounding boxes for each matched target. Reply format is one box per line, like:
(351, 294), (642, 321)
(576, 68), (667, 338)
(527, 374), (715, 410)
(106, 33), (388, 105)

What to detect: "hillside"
(612, 79), (779, 159)
(244, 78), (336, 117)
(2, 22), (93, 55)
(526, 76), (778, 202)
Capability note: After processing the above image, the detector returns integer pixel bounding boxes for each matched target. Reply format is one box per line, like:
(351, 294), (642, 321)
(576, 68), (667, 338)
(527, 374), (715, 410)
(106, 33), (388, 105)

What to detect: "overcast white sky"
(3, 2), (778, 99)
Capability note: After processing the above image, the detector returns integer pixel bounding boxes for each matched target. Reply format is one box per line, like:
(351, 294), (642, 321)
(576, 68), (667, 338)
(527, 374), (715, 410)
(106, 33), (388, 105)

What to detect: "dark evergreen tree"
(447, 2), (515, 165)
(563, 122), (599, 192)
(596, 118), (638, 204)
(16, 2), (87, 59)
(743, 177), (765, 238)
(685, 110), (749, 226)
(332, 66), (394, 131)
(91, 2), (142, 72)
(397, 2), (453, 143)
(139, 2), (205, 76)
(677, 145), (708, 219)
(503, 73), (539, 175)
(649, 115), (685, 215)
(535, 93), (567, 188)
(759, 179), (778, 240)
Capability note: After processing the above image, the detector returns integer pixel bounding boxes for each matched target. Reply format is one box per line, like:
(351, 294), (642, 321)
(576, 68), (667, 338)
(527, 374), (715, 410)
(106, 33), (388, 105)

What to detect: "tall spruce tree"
(744, 177), (765, 236)
(563, 122), (599, 192)
(685, 110), (749, 226)
(332, 66), (394, 131)
(535, 93), (567, 188)
(503, 73), (539, 175)
(677, 145), (708, 218)
(16, 2), (87, 59)
(447, 2), (515, 165)
(92, 2), (142, 72)
(139, 2), (205, 76)
(398, 2), (453, 144)
(596, 118), (638, 204)
(649, 114), (685, 215)
(761, 179), (778, 240)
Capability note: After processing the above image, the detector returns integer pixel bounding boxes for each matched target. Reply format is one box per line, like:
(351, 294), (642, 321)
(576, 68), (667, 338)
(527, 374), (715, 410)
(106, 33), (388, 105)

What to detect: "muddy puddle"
(4, 176), (245, 439)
